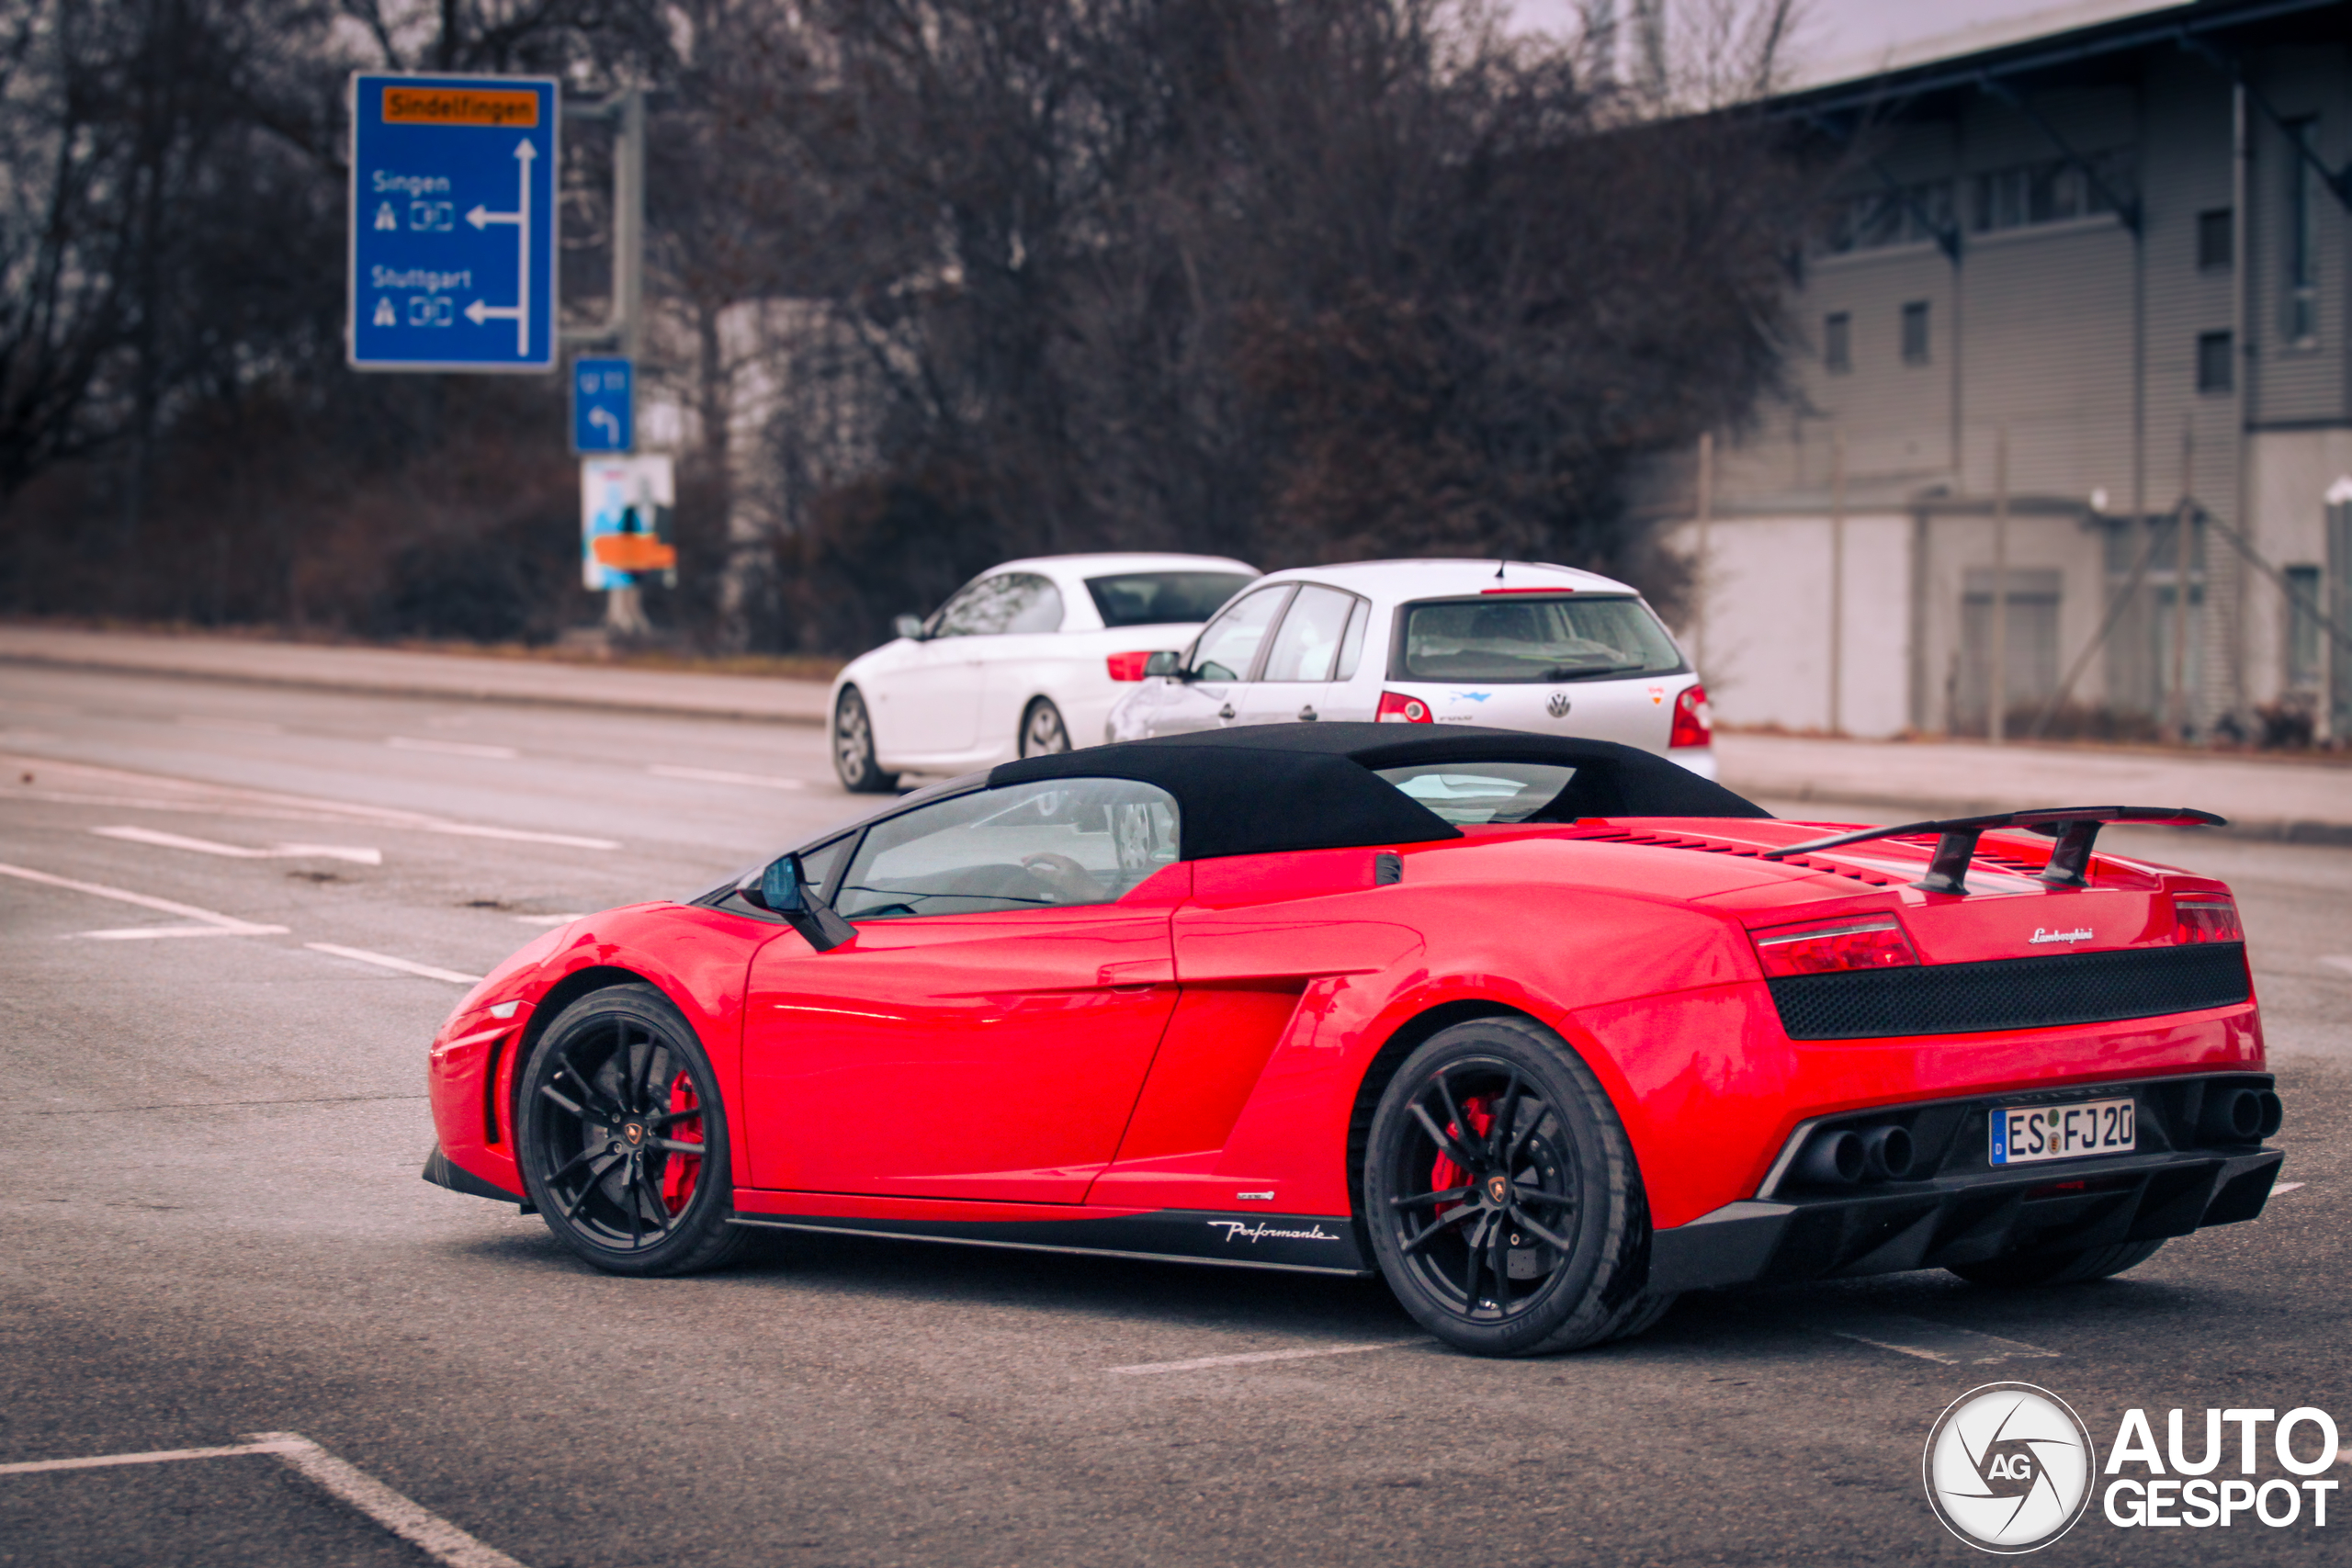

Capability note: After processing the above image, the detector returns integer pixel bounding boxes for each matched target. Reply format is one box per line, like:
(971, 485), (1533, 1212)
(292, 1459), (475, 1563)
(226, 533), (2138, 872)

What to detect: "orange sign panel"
(382, 86), (540, 129)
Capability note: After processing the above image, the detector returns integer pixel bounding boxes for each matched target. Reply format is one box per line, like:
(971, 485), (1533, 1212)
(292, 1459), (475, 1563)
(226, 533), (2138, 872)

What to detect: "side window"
(1260, 584), (1363, 682)
(798, 833), (857, 904)
(1188, 585), (1293, 682)
(933, 573), (1064, 637)
(834, 779), (1181, 921)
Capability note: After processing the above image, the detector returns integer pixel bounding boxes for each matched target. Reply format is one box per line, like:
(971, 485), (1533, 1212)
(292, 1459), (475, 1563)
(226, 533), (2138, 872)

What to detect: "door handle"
(1297, 705), (1317, 721)
(1217, 703), (1236, 720)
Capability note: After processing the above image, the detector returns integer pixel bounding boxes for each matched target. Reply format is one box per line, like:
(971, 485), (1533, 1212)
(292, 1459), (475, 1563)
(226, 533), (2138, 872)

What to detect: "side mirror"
(1142, 651), (1182, 678)
(893, 614), (926, 640)
(758, 854), (808, 913)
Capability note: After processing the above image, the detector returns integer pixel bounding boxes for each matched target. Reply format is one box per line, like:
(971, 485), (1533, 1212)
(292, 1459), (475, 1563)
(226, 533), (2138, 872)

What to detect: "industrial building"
(1654, 0), (2350, 743)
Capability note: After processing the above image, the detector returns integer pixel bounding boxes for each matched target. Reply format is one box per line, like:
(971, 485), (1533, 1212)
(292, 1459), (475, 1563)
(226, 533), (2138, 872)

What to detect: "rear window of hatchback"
(1395, 594), (1684, 683)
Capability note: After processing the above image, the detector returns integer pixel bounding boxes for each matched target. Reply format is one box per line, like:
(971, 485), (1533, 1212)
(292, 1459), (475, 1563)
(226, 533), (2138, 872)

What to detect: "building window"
(1824, 312), (1851, 373)
(2286, 564), (2323, 687)
(1901, 301), (1931, 365)
(2198, 208), (2233, 271)
(2196, 331), (2233, 393)
(1967, 151), (2134, 233)
(2286, 118), (2319, 345)
(1822, 180), (1953, 254)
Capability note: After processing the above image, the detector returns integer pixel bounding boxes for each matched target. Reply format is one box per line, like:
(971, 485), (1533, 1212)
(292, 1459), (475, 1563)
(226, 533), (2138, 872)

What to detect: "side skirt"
(727, 1207), (1374, 1277)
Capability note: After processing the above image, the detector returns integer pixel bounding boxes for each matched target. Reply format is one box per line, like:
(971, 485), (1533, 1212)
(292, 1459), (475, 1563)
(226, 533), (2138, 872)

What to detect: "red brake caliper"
(659, 1069), (703, 1214)
(1430, 1096), (1493, 1214)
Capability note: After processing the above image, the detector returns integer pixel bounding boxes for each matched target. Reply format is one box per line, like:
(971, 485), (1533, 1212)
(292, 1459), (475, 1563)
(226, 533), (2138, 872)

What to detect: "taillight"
(1105, 651), (1153, 682)
(1669, 683), (1713, 749)
(1750, 915), (1918, 978)
(2174, 897), (2243, 943)
(1377, 691), (1433, 723)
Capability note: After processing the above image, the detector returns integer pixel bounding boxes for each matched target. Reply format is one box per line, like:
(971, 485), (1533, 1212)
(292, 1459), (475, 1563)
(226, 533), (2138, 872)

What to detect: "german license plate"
(1991, 1098), (2135, 1166)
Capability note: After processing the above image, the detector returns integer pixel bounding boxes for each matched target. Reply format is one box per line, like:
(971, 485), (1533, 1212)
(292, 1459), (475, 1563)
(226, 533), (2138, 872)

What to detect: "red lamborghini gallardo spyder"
(424, 725), (2282, 1356)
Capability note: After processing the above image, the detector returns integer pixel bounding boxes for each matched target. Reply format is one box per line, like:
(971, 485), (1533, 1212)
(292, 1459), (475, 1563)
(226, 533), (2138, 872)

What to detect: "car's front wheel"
(515, 982), (751, 1277)
(833, 686), (898, 793)
(1020, 697), (1072, 756)
(1364, 1016), (1669, 1356)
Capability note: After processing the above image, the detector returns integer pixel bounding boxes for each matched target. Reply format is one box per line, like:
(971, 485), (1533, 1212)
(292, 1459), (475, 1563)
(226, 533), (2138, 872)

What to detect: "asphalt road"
(3, 662), (2347, 1568)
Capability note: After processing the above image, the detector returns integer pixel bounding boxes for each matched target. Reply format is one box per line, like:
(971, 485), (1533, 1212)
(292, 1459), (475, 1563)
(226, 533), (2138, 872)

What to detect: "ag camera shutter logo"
(1924, 1382), (2097, 1553)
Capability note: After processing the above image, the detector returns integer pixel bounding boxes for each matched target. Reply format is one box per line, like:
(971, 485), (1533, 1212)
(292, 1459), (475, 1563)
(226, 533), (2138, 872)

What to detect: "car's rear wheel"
(516, 982), (750, 1277)
(1020, 697), (1071, 756)
(833, 686), (898, 793)
(1947, 1238), (2165, 1288)
(1363, 1016), (1669, 1356)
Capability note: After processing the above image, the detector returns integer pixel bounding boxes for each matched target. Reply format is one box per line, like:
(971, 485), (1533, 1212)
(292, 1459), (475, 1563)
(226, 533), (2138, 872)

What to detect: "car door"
(740, 777), (1186, 1202)
(1137, 582), (1295, 735)
(876, 573), (1057, 760)
(969, 573), (1073, 757)
(1236, 583), (1371, 726)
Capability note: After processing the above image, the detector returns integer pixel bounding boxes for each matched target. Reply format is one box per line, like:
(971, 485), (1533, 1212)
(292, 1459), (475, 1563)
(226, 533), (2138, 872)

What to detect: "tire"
(833, 686), (898, 794)
(516, 982), (752, 1277)
(1947, 1238), (2166, 1288)
(1363, 1015), (1672, 1357)
(1020, 697), (1072, 757)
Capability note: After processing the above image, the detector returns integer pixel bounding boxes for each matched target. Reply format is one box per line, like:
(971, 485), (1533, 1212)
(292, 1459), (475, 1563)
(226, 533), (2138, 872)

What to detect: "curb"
(0, 649), (831, 728)
(1738, 785), (2352, 849)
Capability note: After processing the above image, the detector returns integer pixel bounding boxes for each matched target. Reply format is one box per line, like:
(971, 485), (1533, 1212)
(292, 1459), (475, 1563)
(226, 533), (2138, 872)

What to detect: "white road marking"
(2273, 1181), (2305, 1194)
(92, 825), (381, 865)
(0, 1438), (312, 1475)
(647, 763), (807, 790)
(0, 862), (288, 939)
(1108, 1339), (1423, 1376)
(0, 1434), (528, 1568)
(388, 736), (520, 760)
(2321, 956), (2352, 977)
(302, 943), (481, 985)
(1826, 1314), (2059, 1366)
(3, 752), (619, 850)
(511, 913), (585, 926)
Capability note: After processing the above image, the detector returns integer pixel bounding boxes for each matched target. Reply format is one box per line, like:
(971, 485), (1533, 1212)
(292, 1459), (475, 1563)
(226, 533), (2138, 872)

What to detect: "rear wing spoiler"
(1761, 807), (2228, 895)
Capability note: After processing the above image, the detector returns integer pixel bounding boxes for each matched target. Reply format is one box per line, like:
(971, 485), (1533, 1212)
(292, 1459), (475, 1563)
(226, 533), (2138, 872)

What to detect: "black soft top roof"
(990, 723), (1770, 861)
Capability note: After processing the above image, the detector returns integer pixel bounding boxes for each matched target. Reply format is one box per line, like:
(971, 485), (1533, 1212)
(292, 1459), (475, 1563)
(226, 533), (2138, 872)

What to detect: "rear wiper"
(1764, 806), (2227, 895)
(1543, 661), (1644, 682)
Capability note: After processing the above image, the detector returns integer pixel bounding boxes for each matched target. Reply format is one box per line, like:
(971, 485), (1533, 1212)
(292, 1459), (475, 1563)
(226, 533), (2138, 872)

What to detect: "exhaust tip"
(1797, 1129), (1865, 1186)
(1862, 1123), (1916, 1182)
(2256, 1091), (2284, 1140)
(2199, 1087), (2264, 1143)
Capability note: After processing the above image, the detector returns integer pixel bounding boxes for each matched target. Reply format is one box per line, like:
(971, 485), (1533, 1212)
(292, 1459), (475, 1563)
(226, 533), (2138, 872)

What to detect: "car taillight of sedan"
(1669, 683), (1713, 749)
(1748, 914), (1919, 978)
(1105, 651), (1156, 682)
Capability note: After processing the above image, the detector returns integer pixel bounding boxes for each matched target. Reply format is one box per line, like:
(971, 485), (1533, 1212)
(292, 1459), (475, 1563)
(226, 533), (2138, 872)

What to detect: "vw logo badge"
(1922, 1382), (2096, 1553)
(1545, 692), (1571, 719)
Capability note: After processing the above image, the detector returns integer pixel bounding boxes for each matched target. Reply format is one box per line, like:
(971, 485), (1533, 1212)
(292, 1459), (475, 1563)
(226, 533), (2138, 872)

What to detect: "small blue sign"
(348, 73), (558, 372)
(572, 357), (633, 453)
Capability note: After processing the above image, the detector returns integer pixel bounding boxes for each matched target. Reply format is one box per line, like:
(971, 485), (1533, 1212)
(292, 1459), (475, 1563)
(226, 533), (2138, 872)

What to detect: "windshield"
(1373, 763), (1580, 825)
(1085, 571), (1256, 628)
(1396, 594), (1683, 683)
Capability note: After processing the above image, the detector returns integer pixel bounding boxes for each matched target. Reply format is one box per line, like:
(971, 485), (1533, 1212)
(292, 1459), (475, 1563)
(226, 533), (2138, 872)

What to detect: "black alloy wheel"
(1020, 697), (1072, 757)
(1364, 1016), (1669, 1356)
(833, 686), (898, 794)
(516, 983), (750, 1276)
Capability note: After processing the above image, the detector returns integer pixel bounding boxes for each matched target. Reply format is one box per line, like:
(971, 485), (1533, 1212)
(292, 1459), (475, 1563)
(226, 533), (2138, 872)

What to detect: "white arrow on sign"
(588, 406), (621, 444)
(461, 138), (536, 356)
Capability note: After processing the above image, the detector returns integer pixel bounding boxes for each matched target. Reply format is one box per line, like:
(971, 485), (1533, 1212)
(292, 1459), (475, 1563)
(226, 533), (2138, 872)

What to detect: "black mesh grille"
(1769, 944), (2250, 1040)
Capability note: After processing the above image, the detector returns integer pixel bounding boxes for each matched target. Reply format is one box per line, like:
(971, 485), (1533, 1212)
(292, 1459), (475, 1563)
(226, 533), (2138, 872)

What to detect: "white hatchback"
(830, 553), (1260, 791)
(1103, 558), (1714, 776)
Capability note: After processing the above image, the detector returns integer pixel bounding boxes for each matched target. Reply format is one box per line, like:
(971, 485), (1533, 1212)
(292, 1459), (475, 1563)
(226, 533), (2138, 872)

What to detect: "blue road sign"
(348, 73), (558, 372)
(572, 357), (633, 453)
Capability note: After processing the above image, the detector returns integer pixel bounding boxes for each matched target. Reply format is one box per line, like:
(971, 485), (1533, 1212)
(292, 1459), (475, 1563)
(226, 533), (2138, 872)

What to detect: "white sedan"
(829, 553), (1260, 791)
(1104, 558), (1715, 776)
